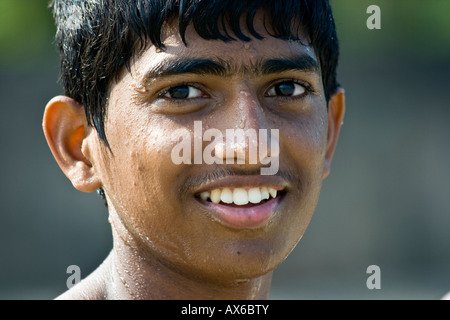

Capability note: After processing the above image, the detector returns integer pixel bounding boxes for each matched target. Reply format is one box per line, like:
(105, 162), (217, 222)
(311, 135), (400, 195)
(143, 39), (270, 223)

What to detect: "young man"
(43, 0), (345, 299)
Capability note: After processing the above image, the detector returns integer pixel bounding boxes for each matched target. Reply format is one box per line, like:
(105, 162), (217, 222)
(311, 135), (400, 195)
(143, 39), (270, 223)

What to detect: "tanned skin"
(43, 14), (345, 300)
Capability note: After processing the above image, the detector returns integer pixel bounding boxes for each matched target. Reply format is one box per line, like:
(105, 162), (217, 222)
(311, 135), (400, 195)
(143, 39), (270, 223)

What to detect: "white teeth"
(211, 189), (221, 204)
(233, 188), (248, 205)
(248, 188), (262, 204)
(268, 188), (277, 199)
(200, 191), (210, 201)
(199, 186), (280, 206)
(220, 188), (233, 204)
(260, 187), (270, 200)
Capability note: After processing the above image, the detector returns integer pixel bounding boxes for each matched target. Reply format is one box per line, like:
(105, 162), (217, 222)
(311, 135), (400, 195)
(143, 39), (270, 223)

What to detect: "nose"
(211, 87), (280, 168)
(235, 88), (267, 131)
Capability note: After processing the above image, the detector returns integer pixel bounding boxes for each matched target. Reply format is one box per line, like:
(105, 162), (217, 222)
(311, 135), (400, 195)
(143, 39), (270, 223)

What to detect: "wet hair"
(51, 0), (340, 147)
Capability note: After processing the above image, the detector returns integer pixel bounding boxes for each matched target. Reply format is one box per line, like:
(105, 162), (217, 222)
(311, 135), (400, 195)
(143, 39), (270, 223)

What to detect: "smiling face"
(75, 18), (343, 285)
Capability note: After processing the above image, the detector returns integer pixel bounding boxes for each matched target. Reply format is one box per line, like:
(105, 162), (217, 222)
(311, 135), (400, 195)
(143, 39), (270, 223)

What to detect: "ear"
(43, 96), (102, 192)
(323, 87), (346, 179)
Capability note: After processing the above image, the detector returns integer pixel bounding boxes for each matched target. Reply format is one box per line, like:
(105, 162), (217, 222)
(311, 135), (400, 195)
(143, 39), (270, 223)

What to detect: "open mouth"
(197, 186), (281, 206)
(195, 186), (286, 229)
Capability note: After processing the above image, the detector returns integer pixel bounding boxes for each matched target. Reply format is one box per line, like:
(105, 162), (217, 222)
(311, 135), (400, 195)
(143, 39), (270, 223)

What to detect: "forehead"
(130, 16), (318, 78)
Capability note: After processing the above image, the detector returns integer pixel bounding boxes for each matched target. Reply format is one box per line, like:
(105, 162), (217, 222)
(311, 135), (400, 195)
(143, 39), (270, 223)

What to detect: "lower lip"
(197, 195), (282, 229)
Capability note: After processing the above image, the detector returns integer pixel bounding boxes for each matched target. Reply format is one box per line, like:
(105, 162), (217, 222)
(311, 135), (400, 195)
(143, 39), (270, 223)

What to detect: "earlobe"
(323, 88), (346, 179)
(43, 96), (102, 192)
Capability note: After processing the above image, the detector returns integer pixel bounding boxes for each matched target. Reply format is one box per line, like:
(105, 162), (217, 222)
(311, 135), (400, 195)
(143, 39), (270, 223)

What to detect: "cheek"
(104, 116), (204, 267)
(280, 108), (328, 171)
(102, 113), (184, 229)
(277, 108), (328, 219)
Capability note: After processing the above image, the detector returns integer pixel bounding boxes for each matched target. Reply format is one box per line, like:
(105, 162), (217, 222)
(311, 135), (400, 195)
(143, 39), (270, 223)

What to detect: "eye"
(163, 85), (207, 100)
(266, 81), (306, 97)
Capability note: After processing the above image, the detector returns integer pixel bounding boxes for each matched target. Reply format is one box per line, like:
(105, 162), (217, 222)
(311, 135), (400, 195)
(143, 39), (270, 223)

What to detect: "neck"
(104, 211), (273, 300)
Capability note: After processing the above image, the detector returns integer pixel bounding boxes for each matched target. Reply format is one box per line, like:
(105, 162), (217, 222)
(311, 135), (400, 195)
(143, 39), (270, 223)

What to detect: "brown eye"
(163, 85), (206, 99)
(266, 81), (306, 97)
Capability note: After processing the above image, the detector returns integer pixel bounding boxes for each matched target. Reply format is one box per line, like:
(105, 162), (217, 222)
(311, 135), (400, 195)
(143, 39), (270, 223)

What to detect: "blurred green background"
(0, 0), (449, 299)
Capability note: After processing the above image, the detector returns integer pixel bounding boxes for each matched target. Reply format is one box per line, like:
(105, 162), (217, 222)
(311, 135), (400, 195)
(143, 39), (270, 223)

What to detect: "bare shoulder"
(55, 254), (112, 300)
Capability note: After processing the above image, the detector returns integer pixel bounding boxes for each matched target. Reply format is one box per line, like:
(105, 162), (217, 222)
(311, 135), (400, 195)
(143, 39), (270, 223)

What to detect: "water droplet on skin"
(134, 84), (147, 93)
(236, 279), (249, 285)
(239, 118), (246, 129)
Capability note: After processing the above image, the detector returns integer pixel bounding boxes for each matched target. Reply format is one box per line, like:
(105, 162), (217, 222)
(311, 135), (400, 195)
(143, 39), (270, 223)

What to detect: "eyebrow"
(261, 56), (319, 75)
(141, 54), (320, 84)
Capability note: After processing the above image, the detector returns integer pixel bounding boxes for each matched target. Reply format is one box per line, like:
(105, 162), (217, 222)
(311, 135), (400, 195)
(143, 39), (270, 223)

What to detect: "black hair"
(51, 0), (340, 147)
